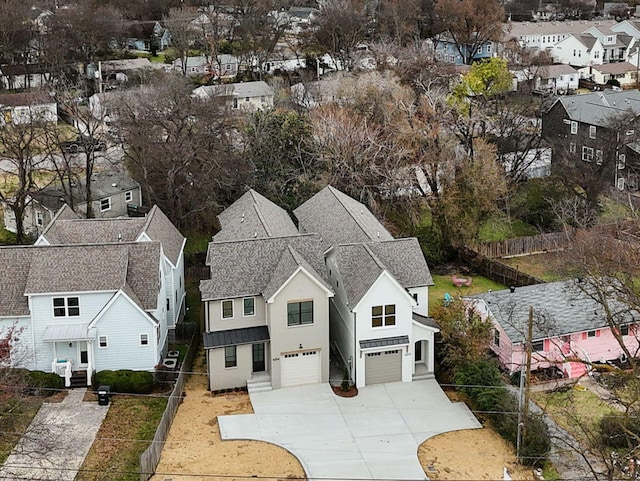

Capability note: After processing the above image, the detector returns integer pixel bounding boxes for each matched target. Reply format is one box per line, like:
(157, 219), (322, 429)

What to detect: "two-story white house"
(0, 241), (167, 388)
(35, 204), (186, 332)
(201, 190), (333, 391)
(294, 186), (439, 388)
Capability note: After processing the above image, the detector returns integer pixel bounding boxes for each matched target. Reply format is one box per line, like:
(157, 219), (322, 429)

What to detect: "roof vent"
(241, 213), (245, 223)
(254, 232), (257, 238)
(509, 286), (515, 293)
(118, 233), (122, 242)
(111, 183), (117, 187)
(376, 231), (380, 238)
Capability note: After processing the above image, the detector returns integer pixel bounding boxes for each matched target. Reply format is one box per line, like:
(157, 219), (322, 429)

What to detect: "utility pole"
(517, 306), (534, 464)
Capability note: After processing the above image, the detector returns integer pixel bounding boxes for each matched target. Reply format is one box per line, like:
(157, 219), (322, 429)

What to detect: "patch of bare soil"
(149, 371), (306, 481)
(418, 428), (535, 481)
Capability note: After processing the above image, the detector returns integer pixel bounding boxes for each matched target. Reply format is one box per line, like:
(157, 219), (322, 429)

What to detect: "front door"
(78, 342), (88, 368)
(252, 343), (265, 372)
(415, 341), (422, 362)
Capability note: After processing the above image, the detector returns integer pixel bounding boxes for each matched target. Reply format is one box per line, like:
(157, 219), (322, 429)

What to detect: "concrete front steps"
(247, 374), (272, 393)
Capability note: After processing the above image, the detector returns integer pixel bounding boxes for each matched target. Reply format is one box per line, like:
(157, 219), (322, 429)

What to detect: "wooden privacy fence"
(139, 328), (198, 481)
(474, 219), (640, 259)
(460, 246), (544, 288)
(473, 230), (575, 259)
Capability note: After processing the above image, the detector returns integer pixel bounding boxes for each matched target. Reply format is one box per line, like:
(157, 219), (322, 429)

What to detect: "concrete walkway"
(219, 380), (481, 481)
(0, 389), (109, 481)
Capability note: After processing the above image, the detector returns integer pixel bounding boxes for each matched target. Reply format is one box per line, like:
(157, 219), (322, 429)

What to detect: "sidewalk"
(0, 389), (109, 481)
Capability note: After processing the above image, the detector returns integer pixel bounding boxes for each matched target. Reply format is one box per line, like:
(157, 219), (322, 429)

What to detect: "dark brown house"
(542, 90), (640, 192)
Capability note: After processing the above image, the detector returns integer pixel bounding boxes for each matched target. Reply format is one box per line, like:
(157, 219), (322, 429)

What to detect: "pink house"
(469, 281), (640, 379)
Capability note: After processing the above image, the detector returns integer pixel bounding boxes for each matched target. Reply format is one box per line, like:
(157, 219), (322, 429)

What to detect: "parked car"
(60, 137), (106, 154)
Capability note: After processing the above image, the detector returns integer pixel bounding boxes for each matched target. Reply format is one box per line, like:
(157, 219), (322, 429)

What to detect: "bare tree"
(164, 7), (199, 77)
(114, 75), (250, 231)
(307, 0), (368, 72)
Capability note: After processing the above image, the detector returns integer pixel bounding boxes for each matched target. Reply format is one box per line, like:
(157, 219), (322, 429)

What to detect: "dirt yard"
(151, 364), (533, 481)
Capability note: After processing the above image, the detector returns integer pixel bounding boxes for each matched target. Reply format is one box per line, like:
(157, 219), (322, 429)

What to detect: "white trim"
(100, 197), (111, 212)
(88, 290), (159, 329)
(351, 270), (416, 312)
(125, 191), (133, 203)
(140, 333), (149, 346)
(266, 266), (334, 304)
(98, 335), (108, 348)
(242, 297), (255, 317)
(28, 289), (118, 297)
(52, 296), (81, 318)
(221, 299), (234, 319)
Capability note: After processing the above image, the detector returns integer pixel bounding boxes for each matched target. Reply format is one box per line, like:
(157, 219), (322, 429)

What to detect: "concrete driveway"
(219, 379), (481, 480)
(0, 389), (108, 481)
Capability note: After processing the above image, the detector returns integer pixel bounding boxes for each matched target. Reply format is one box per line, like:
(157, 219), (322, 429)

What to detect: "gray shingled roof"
(294, 186), (393, 249)
(142, 205), (185, 266)
(203, 326), (270, 349)
(0, 242), (161, 316)
(334, 239), (432, 308)
(41, 205), (185, 267)
(551, 90), (640, 128)
(574, 34), (598, 50)
(470, 280), (640, 344)
(214, 189), (298, 242)
(359, 335), (409, 349)
(33, 170), (140, 211)
(200, 234), (331, 301)
(412, 312), (440, 330)
(538, 64), (578, 79)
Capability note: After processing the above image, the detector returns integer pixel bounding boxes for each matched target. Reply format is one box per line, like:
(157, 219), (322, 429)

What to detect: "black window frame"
(287, 301), (314, 326)
(224, 345), (237, 368)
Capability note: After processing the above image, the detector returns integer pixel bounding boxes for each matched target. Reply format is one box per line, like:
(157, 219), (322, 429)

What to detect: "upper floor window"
(596, 150), (603, 165)
(125, 191), (133, 203)
(243, 297), (255, 317)
(582, 146), (594, 162)
(531, 340), (544, 351)
(287, 300), (313, 326)
(589, 125), (596, 139)
(621, 324), (630, 336)
(100, 197), (111, 212)
(36, 211), (43, 227)
(372, 304), (396, 327)
(571, 121), (578, 134)
(618, 153), (626, 170)
(222, 300), (233, 319)
(493, 329), (500, 347)
(140, 333), (149, 346)
(53, 297), (80, 317)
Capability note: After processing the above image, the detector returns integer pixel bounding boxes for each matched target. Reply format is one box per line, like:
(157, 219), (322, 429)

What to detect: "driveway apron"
(0, 389), (108, 481)
(218, 379), (481, 480)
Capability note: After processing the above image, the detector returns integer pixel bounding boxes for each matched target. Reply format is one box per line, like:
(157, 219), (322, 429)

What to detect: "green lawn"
(0, 396), (43, 464)
(77, 395), (167, 481)
(429, 274), (506, 308)
(531, 387), (614, 446)
(478, 216), (538, 243)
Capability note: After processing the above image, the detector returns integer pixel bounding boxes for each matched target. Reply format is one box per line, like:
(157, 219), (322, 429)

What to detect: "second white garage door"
(365, 349), (402, 385)
(281, 350), (321, 387)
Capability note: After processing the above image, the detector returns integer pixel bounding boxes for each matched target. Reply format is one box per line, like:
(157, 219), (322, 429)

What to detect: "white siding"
(92, 294), (159, 371)
(0, 317), (35, 369)
(352, 273), (414, 388)
(29, 292), (114, 371)
(326, 250), (356, 374)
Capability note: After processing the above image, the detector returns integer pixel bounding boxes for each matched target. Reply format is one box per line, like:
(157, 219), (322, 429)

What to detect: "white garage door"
(365, 349), (402, 385)
(281, 350), (321, 387)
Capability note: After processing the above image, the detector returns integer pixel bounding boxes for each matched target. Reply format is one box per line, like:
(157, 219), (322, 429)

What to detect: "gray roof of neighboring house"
(101, 58), (152, 71)
(0, 242), (161, 317)
(33, 170), (140, 212)
(0, 91), (55, 107)
(470, 280), (640, 344)
(203, 325), (270, 349)
(333, 238), (433, 308)
(214, 189), (298, 242)
(294, 186), (394, 249)
(589, 61), (636, 74)
(574, 34), (599, 50)
(200, 234), (331, 301)
(538, 64), (578, 79)
(507, 20), (617, 39)
(549, 89), (640, 127)
(193, 81), (274, 100)
(41, 204), (185, 266)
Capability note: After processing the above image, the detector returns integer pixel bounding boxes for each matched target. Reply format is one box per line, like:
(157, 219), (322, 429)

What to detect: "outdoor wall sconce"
(68, 342), (73, 348)
(299, 343), (303, 349)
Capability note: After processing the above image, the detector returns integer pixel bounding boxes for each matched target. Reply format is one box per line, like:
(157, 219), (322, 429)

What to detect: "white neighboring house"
(173, 55), (239, 78)
(192, 81), (274, 111)
(0, 204), (185, 387)
(294, 186), (439, 388)
(0, 64), (51, 91)
(34, 203), (186, 332)
(0, 91), (57, 126)
(582, 25), (634, 63)
(508, 20), (616, 52)
(552, 34), (604, 67)
(534, 64), (579, 93)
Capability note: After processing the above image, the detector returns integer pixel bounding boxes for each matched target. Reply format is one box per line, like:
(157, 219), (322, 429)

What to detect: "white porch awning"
(42, 324), (94, 342)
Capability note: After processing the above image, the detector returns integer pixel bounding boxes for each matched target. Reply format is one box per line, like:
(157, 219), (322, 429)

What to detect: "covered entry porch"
(43, 324), (95, 387)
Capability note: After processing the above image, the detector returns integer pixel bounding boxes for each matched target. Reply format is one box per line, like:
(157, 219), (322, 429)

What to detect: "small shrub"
(93, 369), (154, 394)
(25, 370), (64, 395)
